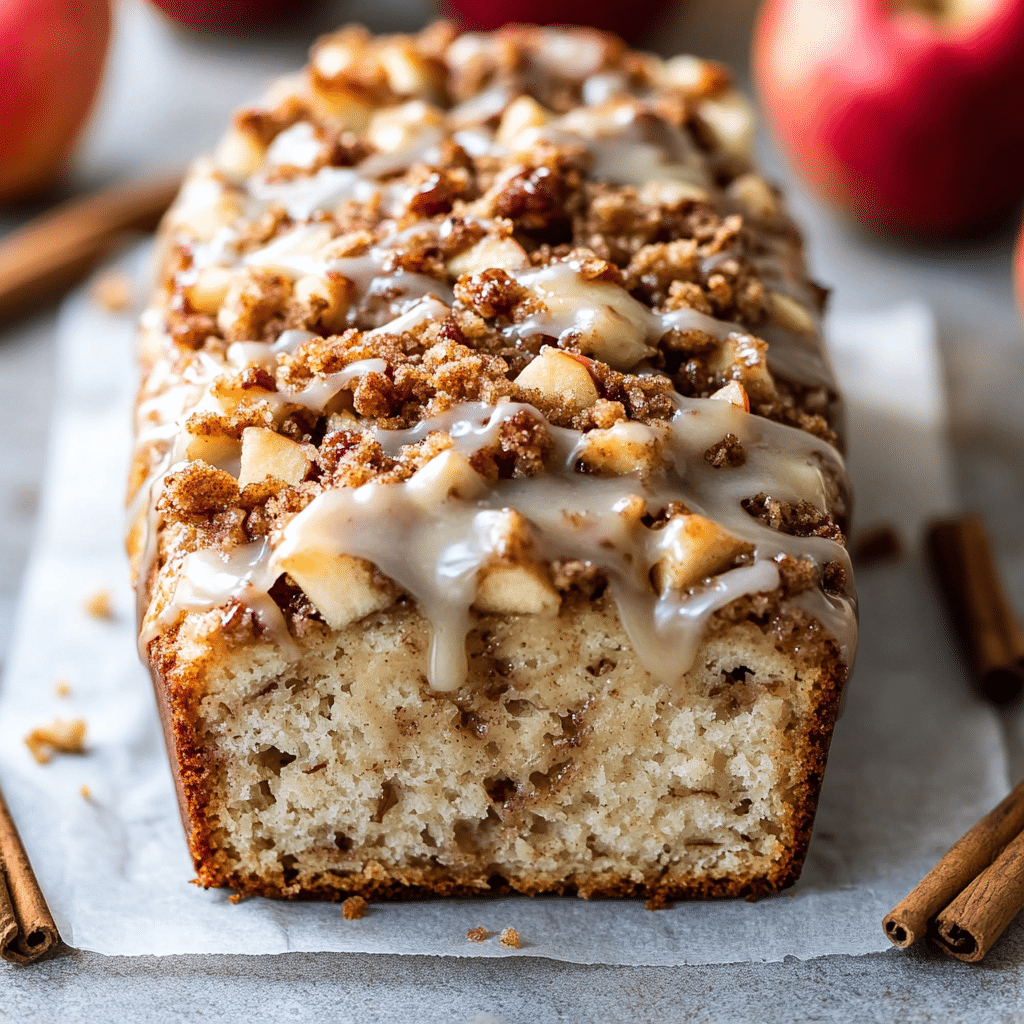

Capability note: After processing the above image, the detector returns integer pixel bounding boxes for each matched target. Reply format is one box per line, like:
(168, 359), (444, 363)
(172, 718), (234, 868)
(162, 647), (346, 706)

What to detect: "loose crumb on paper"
(54, 677), (72, 698)
(467, 926), (489, 943)
(80, 784), (92, 800)
(25, 719), (87, 764)
(498, 927), (520, 949)
(228, 892), (252, 905)
(83, 589), (114, 619)
(90, 270), (135, 313)
(342, 895), (368, 920)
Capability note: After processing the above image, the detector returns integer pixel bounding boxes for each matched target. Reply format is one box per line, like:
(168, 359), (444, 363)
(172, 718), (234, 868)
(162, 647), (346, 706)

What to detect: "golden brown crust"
(133, 21), (856, 905)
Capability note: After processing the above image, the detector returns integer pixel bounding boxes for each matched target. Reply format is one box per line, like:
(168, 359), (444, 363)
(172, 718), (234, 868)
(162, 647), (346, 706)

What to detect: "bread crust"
(131, 21), (857, 903)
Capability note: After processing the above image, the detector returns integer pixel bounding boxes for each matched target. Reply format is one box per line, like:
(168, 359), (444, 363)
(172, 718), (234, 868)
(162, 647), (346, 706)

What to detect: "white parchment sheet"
(0, 247), (1007, 964)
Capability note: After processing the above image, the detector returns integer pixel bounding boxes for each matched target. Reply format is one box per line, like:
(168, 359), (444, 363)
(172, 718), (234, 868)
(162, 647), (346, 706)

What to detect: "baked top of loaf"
(129, 20), (855, 708)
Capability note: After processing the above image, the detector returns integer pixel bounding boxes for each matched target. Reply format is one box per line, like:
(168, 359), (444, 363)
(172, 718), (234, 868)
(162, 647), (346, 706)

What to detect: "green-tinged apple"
(754, 0), (1024, 236)
(0, 0), (111, 201)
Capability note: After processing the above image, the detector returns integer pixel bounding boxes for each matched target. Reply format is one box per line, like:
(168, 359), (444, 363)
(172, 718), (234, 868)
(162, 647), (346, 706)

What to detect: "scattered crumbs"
(498, 927), (520, 949)
(467, 926), (489, 943)
(645, 892), (669, 912)
(228, 892), (252, 905)
(24, 718), (87, 764)
(54, 677), (72, 698)
(79, 784), (92, 800)
(84, 589), (114, 619)
(90, 269), (135, 313)
(852, 524), (903, 566)
(342, 895), (368, 920)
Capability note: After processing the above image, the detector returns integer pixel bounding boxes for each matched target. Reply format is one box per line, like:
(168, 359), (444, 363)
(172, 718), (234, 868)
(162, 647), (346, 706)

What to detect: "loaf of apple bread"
(129, 22), (856, 903)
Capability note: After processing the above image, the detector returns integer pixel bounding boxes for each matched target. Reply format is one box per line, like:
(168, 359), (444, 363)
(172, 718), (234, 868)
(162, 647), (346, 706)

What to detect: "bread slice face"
(153, 594), (843, 902)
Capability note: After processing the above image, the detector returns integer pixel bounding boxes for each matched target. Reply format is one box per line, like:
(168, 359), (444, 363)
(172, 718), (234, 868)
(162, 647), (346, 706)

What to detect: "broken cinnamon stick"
(0, 172), (180, 326)
(933, 825), (1024, 962)
(0, 780), (59, 963)
(883, 778), (1024, 949)
(927, 514), (1024, 705)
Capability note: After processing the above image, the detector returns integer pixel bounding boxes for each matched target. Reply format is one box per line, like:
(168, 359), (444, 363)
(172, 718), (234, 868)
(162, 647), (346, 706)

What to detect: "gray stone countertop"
(2, 2), (1023, 1020)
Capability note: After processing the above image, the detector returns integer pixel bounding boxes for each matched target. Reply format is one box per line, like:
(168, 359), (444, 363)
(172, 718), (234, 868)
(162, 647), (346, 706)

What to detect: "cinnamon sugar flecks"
(342, 895), (369, 920)
(467, 926), (489, 942)
(498, 927), (521, 948)
(25, 719), (87, 764)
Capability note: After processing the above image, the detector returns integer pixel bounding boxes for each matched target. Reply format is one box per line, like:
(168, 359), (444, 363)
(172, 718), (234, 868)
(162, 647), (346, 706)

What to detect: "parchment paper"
(0, 246), (1007, 964)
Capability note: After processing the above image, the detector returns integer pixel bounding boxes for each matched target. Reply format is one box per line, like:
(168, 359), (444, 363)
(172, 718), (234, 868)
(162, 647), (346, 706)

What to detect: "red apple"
(0, 0), (111, 201)
(754, 0), (1024, 236)
(148, 0), (307, 33)
(438, 0), (671, 43)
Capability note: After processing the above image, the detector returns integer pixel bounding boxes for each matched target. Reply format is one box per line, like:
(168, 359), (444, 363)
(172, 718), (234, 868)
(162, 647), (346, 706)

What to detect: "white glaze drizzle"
(145, 398), (855, 690)
(136, 61), (856, 685)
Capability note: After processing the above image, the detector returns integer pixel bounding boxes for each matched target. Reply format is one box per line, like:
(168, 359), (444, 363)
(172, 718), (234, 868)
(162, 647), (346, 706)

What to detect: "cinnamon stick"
(927, 514), (1024, 705)
(0, 781), (59, 963)
(0, 172), (181, 326)
(883, 778), (1024, 948)
(933, 826), (1024, 962)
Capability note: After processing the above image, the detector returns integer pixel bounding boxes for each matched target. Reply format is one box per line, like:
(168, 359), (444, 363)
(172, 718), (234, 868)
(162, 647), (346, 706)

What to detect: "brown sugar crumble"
(90, 270), (135, 313)
(342, 895), (369, 920)
(645, 891), (670, 911)
(467, 926), (489, 943)
(498, 927), (521, 948)
(25, 718), (87, 764)
(84, 589), (114, 619)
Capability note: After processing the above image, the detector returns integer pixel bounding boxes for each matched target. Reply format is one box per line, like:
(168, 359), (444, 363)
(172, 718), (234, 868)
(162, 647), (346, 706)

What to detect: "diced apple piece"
(293, 272), (353, 333)
(177, 432), (241, 472)
(215, 128), (265, 179)
(514, 347), (599, 413)
(367, 99), (444, 152)
(709, 380), (750, 411)
(768, 291), (816, 334)
(447, 235), (530, 277)
(378, 40), (442, 101)
(475, 563), (560, 617)
(576, 421), (664, 476)
(406, 449), (487, 506)
(238, 427), (312, 487)
(709, 335), (776, 399)
(472, 508), (561, 616)
(694, 90), (754, 161)
(638, 179), (710, 206)
(186, 266), (234, 315)
(651, 514), (749, 594)
(496, 95), (550, 148)
(727, 173), (780, 221)
(278, 550), (391, 630)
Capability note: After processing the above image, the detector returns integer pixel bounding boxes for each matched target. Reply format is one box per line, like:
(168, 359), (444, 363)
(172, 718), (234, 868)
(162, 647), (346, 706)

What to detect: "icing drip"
(148, 399), (855, 691)
(136, 68), (857, 688)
